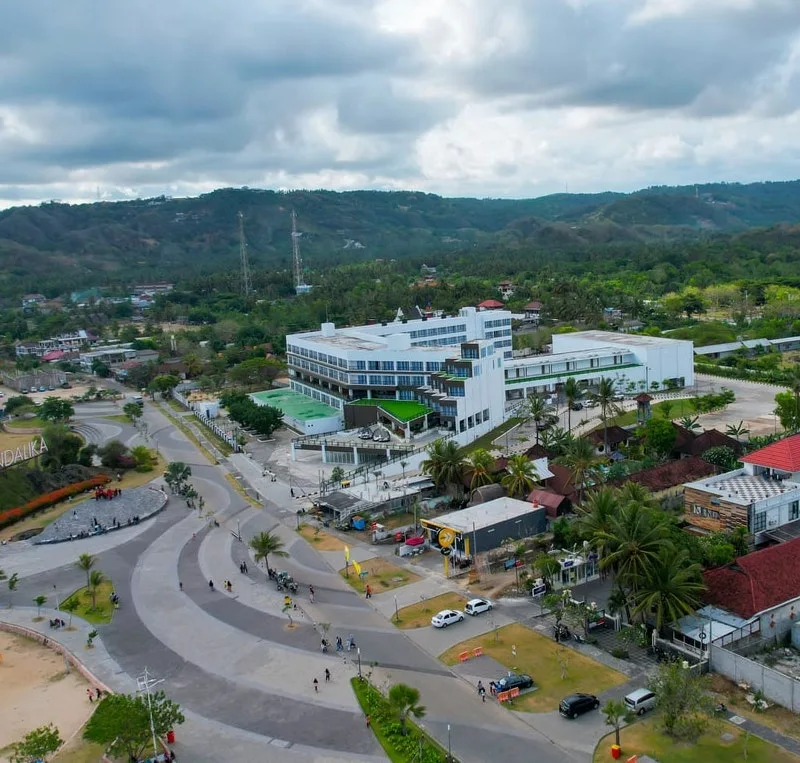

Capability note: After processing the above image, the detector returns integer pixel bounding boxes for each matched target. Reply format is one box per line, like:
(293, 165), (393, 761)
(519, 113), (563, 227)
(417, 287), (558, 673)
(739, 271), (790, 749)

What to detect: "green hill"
(1, 179), (799, 298)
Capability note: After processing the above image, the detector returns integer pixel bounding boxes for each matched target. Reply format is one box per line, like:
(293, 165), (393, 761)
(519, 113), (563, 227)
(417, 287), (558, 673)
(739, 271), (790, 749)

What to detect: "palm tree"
(540, 427), (571, 457)
(466, 449), (496, 491)
(577, 487), (619, 556)
(615, 481), (658, 511)
(526, 395), (556, 445)
(388, 683), (426, 735)
(592, 377), (622, 455)
(564, 377), (579, 431)
(632, 547), (705, 634)
(420, 439), (465, 493)
(501, 454), (539, 498)
(75, 553), (96, 590)
(595, 503), (672, 618)
(88, 570), (106, 610)
(556, 437), (604, 503)
(679, 415), (701, 433)
(725, 420), (750, 440)
(249, 530), (289, 574)
(790, 367), (800, 432)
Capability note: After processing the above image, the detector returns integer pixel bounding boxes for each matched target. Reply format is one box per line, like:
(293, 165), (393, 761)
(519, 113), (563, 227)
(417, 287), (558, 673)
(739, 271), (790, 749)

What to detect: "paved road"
(1, 398), (598, 762)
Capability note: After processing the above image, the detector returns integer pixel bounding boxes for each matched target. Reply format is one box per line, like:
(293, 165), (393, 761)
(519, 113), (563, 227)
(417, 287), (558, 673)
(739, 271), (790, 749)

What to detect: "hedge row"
(696, 362), (788, 386)
(0, 475), (112, 529)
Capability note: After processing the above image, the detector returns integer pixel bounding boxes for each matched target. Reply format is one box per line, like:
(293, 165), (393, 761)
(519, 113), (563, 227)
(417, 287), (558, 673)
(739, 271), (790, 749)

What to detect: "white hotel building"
(285, 309), (693, 437)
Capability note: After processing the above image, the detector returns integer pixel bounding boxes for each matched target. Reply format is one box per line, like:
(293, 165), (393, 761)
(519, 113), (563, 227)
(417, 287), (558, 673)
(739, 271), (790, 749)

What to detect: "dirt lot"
(0, 632), (94, 760)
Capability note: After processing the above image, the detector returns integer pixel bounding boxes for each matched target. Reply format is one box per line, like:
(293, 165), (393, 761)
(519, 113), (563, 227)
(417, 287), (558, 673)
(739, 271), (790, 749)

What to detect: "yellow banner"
(353, 559), (362, 576)
(344, 546), (350, 562)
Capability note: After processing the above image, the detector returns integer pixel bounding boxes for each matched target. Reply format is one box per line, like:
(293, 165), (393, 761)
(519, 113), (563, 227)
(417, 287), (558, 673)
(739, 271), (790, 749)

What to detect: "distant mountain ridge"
(1, 179), (799, 297)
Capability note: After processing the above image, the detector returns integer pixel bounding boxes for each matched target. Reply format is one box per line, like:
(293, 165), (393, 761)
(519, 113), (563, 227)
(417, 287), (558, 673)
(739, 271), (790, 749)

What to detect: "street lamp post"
(394, 594), (399, 623)
(357, 647), (362, 679)
(447, 724), (452, 762)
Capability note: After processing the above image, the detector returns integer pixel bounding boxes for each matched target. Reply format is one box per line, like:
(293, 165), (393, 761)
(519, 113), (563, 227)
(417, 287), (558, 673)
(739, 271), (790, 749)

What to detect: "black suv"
(495, 673), (534, 692)
(559, 693), (600, 719)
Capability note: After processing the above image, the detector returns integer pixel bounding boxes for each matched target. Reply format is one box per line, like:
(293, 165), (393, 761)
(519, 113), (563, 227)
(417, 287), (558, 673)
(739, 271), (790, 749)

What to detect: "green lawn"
(459, 417), (521, 455)
(339, 557), (421, 594)
(102, 414), (131, 423)
(350, 398), (433, 422)
(440, 623), (626, 712)
(60, 580), (115, 625)
(394, 592), (467, 629)
(6, 415), (48, 430)
(611, 398), (695, 427)
(593, 716), (800, 763)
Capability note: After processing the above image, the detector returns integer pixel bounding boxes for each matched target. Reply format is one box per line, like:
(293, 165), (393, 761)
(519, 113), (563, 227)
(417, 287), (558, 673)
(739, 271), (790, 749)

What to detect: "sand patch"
(0, 632), (94, 761)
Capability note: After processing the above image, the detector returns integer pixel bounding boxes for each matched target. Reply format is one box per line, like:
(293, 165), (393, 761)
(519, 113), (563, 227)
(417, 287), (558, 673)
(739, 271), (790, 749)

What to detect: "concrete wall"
(710, 644), (800, 712)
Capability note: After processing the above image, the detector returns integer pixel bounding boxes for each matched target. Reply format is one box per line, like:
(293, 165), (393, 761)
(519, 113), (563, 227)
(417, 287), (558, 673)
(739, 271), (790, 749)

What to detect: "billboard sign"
(0, 436), (48, 469)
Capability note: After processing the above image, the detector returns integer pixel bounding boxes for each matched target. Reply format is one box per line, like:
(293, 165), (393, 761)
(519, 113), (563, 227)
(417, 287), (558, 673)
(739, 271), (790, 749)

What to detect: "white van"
(624, 688), (657, 715)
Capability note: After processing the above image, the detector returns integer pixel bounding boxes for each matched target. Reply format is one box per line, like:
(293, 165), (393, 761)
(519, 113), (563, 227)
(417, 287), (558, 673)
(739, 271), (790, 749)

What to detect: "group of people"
(238, 560), (249, 574)
(333, 634), (356, 651)
(86, 687), (104, 702)
(93, 487), (122, 500)
(49, 618), (66, 629)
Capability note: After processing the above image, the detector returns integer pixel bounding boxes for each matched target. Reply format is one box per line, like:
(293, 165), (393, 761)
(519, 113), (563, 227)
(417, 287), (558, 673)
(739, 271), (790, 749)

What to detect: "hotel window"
(411, 361), (424, 371)
(397, 361), (410, 371)
(791, 501), (799, 521)
(380, 361), (395, 371)
(752, 512), (767, 533)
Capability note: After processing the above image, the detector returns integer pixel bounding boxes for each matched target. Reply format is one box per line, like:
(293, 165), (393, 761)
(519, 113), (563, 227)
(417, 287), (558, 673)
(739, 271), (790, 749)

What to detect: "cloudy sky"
(1, 0), (800, 207)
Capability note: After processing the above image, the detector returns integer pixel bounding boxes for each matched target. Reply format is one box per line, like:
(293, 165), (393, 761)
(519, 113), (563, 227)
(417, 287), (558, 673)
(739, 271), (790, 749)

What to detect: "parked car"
(47, 386), (55, 391)
(20, 387), (28, 394)
(537, 413), (560, 430)
(612, 393), (625, 402)
(358, 427), (373, 440)
(584, 399), (599, 408)
(373, 429), (391, 443)
(38, 385), (46, 392)
(624, 688), (657, 715)
(464, 598), (492, 616)
(559, 693), (600, 719)
(495, 673), (534, 692)
(570, 402), (584, 411)
(431, 609), (465, 628)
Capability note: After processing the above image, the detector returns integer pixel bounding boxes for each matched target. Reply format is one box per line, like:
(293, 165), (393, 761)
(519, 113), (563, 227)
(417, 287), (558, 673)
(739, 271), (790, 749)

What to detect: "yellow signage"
(438, 528), (456, 548)
(353, 559), (362, 576)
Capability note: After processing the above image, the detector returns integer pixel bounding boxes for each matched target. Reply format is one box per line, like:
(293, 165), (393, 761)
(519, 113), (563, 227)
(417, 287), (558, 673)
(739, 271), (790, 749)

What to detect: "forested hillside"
(1, 179), (800, 298)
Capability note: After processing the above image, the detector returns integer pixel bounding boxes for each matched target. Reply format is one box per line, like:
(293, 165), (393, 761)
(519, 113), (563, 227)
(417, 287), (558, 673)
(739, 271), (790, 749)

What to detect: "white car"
(464, 598), (493, 616)
(431, 609), (465, 628)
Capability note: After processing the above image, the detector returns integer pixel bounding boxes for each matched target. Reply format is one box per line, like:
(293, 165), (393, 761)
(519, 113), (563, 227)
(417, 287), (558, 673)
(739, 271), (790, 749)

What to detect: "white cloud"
(0, 0), (800, 207)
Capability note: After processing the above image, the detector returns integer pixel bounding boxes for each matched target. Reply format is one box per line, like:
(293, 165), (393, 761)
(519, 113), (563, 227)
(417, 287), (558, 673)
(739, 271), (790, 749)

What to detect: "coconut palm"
(526, 395), (556, 446)
(564, 377), (579, 431)
(501, 454), (539, 498)
(592, 377), (623, 455)
(75, 553), (96, 590)
(789, 367), (800, 432)
(632, 547), (705, 634)
(540, 427), (571, 457)
(615, 481), (658, 511)
(595, 503), (672, 617)
(248, 530), (289, 574)
(88, 570), (106, 610)
(466, 448), (496, 491)
(555, 437), (604, 503)
(420, 438), (465, 492)
(388, 683), (426, 735)
(165, 461), (192, 492)
(577, 487), (619, 556)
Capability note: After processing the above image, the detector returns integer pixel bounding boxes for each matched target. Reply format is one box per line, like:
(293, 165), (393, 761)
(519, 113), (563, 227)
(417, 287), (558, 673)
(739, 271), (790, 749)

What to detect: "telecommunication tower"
(238, 211), (252, 297)
(291, 209), (312, 295)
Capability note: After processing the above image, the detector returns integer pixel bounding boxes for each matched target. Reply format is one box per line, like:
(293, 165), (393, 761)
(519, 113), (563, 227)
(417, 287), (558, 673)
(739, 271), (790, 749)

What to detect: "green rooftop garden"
(349, 399), (433, 422)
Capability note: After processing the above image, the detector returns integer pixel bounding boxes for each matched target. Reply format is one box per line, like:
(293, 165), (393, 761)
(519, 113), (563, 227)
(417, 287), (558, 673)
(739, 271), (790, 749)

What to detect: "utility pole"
(136, 667), (165, 760)
(238, 211), (252, 298)
(291, 209), (312, 295)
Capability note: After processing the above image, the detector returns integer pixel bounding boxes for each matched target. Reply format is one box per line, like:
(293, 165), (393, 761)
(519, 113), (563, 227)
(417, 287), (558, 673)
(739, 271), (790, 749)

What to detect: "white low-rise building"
(504, 330), (694, 403)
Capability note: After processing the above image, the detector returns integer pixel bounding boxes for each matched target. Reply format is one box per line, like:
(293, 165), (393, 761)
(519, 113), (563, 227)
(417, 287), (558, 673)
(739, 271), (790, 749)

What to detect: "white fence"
(710, 644), (800, 712)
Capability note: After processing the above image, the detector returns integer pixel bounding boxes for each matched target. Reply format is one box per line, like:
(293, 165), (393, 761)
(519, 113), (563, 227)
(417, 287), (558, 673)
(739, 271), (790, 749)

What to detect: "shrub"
(0, 475), (111, 529)
(611, 647), (630, 659)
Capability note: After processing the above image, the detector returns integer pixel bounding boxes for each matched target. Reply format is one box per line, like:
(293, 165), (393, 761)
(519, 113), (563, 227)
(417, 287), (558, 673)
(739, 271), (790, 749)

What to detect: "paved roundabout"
(0, 402), (586, 763)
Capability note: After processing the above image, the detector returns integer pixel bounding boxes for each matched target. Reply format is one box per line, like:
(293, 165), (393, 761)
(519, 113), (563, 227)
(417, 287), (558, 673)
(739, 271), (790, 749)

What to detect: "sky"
(1, 0), (800, 208)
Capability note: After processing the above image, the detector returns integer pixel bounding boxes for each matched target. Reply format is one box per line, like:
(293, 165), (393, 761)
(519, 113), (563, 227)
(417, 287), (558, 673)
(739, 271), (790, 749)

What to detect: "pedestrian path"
(723, 711), (800, 756)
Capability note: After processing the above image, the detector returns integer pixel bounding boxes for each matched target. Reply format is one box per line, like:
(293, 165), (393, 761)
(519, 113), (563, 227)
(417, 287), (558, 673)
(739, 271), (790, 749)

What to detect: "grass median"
(60, 580), (116, 625)
(339, 557), (421, 594)
(393, 592), (467, 629)
(440, 622), (625, 712)
(593, 716), (799, 763)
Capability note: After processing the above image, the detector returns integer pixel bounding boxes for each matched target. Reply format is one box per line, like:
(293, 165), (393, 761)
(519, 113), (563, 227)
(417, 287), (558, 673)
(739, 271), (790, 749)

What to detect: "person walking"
(313, 678), (319, 693)
(477, 681), (486, 702)
(325, 668), (331, 683)
(86, 688), (94, 702)
(309, 585), (315, 603)
(365, 584), (372, 599)
(179, 581), (183, 591)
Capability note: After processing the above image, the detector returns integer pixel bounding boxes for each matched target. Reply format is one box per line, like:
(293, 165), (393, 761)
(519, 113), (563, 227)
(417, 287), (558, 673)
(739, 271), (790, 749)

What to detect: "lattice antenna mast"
(291, 209), (303, 291)
(238, 211), (251, 297)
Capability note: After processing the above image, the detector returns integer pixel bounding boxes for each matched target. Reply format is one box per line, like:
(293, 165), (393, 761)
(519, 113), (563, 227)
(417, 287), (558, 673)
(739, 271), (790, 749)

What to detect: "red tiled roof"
(41, 350), (66, 362)
(477, 299), (505, 309)
(609, 456), (718, 493)
(688, 429), (743, 457)
(703, 536), (800, 618)
(545, 463), (577, 499)
(524, 301), (542, 310)
(741, 433), (800, 473)
(583, 425), (632, 448)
